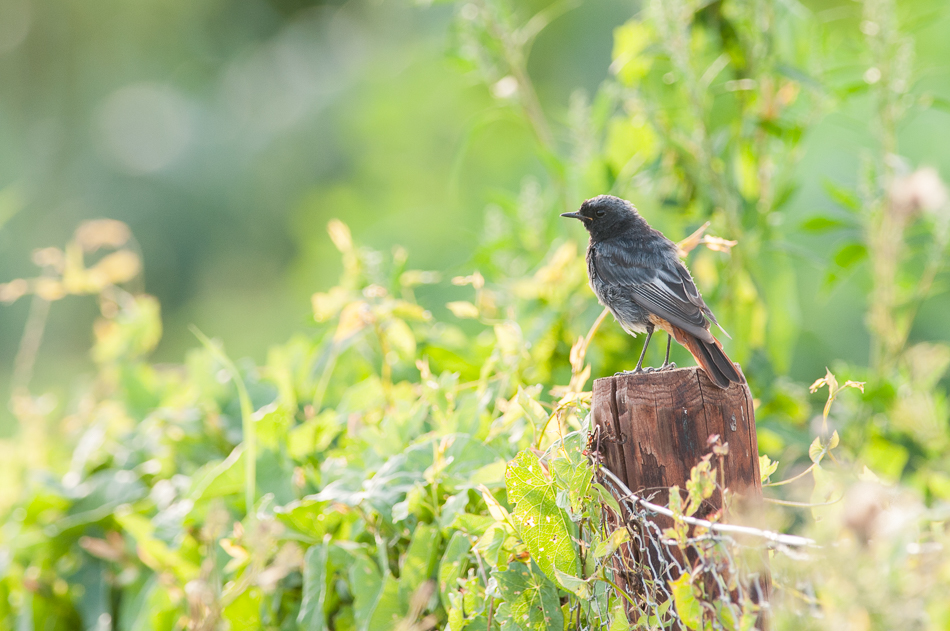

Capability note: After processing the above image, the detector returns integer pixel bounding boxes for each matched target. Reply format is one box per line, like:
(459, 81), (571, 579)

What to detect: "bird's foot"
(658, 362), (677, 372)
(614, 366), (657, 376)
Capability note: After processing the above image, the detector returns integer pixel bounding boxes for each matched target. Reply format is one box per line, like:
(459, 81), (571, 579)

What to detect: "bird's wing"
(592, 239), (715, 342)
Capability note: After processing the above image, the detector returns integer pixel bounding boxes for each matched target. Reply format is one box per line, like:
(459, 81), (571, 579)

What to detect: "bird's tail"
(671, 326), (743, 389)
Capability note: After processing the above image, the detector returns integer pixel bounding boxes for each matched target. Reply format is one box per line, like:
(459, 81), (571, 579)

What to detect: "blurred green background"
(0, 0), (626, 401)
(1, 0), (949, 420)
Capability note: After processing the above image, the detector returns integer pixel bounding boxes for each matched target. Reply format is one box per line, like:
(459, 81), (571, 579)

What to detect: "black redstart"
(561, 195), (741, 389)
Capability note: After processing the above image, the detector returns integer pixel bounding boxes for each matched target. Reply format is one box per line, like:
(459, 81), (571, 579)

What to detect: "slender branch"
(763, 496), (842, 508)
(602, 575), (637, 608)
(580, 308), (610, 362)
(762, 462), (817, 487)
(11, 293), (51, 396)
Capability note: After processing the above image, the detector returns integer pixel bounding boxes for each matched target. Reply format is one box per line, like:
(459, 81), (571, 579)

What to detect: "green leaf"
(349, 554), (382, 631)
(612, 20), (655, 85)
(550, 442), (594, 517)
(366, 575), (402, 631)
(438, 532), (471, 610)
(114, 513), (200, 583)
(591, 482), (623, 516)
(287, 411), (343, 461)
(297, 541), (329, 631)
(253, 403), (293, 450)
(515, 387), (548, 432)
(592, 527), (630, 559)
(860, 436), (909, 482)
(554, 568), (592, 598)
(608, 597), (631, 631)
(668, 484), (683, 515)
(274, 498), (344, 542)
(800, 215), (852, 233)
(398, 523), (440, 604)
(473, 523), (510, 567)
(808, 437), (824, 464)
(505, 451), (579, 582)
(828, 430), (840, 450)
(224, 586), (263, 631)
(188, 447), (245, 503)
(367, 523), (440, 631)
(833, 243), (867, 269)
(669, 573), (702, 630)
(759, 455), (779, 483)
(55, 469), (147, 532)
(383, 317), (417, 359)
(822, 179), (861, 211)
(120, 575), (179, 631)
(492, 562), (564, 631)
(685, 459), (715, 517)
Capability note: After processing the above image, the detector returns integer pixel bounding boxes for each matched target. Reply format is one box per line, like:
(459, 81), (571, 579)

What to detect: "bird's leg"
(616, 324), (654, 375)
(659, 334), (676, 371)
(637, 326), (655, 372)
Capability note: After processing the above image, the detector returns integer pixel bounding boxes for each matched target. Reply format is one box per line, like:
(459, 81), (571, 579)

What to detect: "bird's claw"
(658, 362), (677, 372)
(614, 366), (659, 376)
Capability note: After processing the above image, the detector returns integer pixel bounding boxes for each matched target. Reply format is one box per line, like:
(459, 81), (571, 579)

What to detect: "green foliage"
(1, 0), (950, 629)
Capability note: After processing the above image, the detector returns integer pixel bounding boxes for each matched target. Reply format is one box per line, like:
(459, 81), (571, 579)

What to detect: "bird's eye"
(595, 209), (606, 218)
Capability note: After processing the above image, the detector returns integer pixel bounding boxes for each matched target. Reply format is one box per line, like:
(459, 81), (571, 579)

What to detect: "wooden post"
(592, 365), (761, 511)
(591, 365), (768, 623)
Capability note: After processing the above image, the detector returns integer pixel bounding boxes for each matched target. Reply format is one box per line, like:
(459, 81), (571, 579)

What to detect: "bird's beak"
(560, 211), (583, 220)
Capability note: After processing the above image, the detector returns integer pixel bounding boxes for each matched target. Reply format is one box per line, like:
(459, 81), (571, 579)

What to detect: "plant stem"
(11, 293), (51, 396)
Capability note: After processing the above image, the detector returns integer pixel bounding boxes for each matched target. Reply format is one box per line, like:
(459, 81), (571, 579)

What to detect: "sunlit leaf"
(670, 573), (702, 630)
(808, 437), (824, 465)
(505, 451), (579, 582)
(611, 20), (654, 85)
(223, 586), (263, 631)
(759, 455), (779, 483)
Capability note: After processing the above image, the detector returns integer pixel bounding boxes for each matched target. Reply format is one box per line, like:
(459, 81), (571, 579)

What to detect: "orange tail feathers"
(670, 326), (743, 389)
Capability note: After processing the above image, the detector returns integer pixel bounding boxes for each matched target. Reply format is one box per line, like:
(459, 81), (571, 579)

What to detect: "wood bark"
(592, 365), (761, 513)
(591, 365), (769, 625)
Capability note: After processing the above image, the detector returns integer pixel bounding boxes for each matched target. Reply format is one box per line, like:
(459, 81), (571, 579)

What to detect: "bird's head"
(561, 195), (641, 240)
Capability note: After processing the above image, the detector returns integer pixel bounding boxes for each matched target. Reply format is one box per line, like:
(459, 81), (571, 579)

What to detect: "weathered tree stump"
(591, 365), (768, 625)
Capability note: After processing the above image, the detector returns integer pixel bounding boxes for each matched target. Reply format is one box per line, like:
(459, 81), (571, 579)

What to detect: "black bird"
(561, 195), (742, 389)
